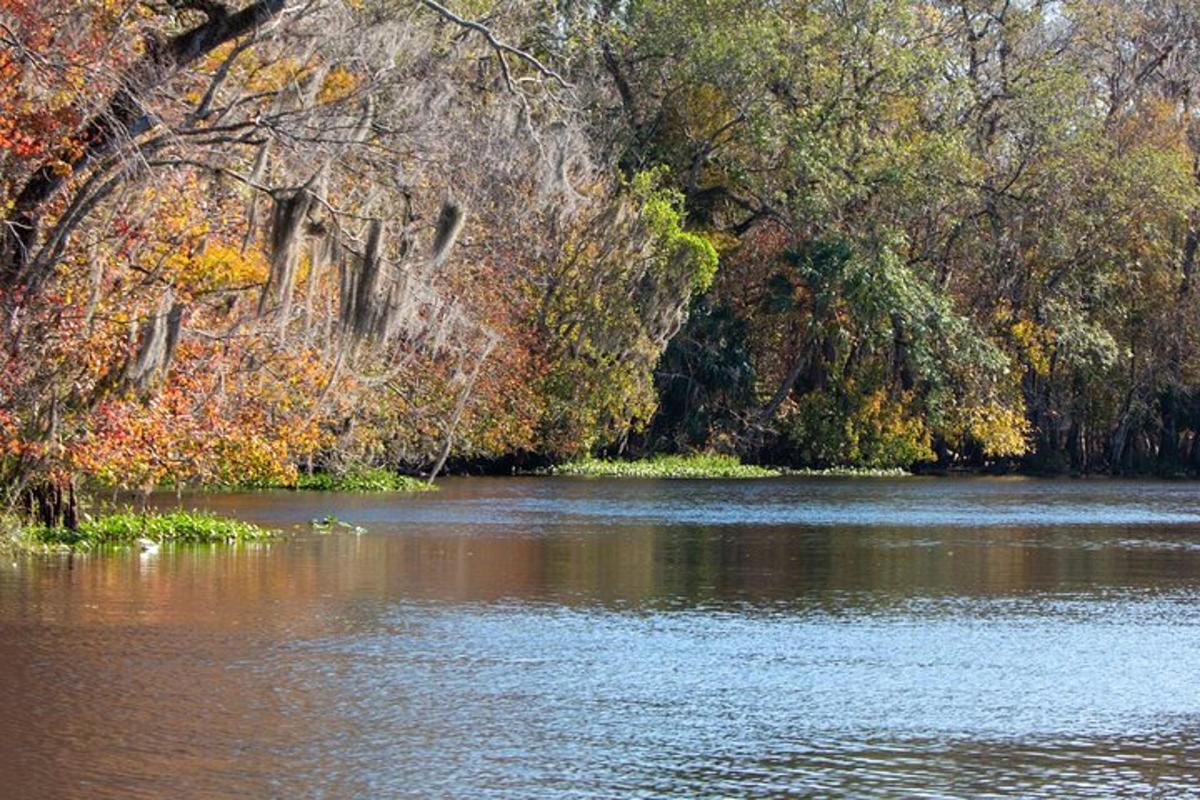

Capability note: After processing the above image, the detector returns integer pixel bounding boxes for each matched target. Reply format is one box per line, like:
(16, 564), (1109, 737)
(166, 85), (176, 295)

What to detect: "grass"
(7, 510), (274, 552)
(544, 454), (782, 479)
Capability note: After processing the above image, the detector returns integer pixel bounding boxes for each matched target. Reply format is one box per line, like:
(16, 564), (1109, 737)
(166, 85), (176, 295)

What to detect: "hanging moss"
(430, 201), (465, 266)
(260, 185), (316, 321)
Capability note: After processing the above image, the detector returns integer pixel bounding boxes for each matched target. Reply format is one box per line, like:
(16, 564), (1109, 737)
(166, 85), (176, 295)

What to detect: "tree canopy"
(4, 0), (1200, 521)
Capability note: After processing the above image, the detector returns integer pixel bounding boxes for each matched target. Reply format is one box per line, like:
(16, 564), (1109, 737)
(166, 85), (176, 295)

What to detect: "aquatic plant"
(310, 515), (367, 534)
(544, 454), (780, 479)
(293, 468), (435, 493)
(217, 467), (435, 492)
(9, 510), (274, 552)
(780, 466), (912, 478)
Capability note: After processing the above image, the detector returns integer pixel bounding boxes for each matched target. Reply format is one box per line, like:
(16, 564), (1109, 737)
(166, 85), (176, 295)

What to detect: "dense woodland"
(5, 0), (1200, 520)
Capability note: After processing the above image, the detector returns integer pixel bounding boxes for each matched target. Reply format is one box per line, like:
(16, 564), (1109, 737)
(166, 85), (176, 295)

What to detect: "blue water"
(2, 477), (1200, 798)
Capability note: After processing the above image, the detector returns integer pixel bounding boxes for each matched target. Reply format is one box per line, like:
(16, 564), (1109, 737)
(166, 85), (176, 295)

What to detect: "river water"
(2, 477), (1200, 798)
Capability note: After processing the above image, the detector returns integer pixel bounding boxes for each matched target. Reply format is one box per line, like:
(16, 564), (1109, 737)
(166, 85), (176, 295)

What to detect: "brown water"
(3, 477), (1200, 798)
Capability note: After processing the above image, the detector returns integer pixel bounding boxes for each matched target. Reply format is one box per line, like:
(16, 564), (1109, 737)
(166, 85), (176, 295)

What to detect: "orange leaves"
(0, 0), (126, 173)
(68, 335), (335, 491)
(317, 66), (362, 104)
(0, 121), (51, 158)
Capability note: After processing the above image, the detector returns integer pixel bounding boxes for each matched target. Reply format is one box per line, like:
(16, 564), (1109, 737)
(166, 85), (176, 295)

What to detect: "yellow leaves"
(677, 83), (738, 142)
(786, 387), (935, 468)
(110, 171), (268, 293)
(212, 433), (299, 488)
(702, 229), (740, 256)
(962, 401), (1031, 459)
(166, 241), (269, 293)
(199, 41), (238, 73)
(1010, 319), (1055, 377)
(318, 66), (362, 104)
(245, 57), (306, 94)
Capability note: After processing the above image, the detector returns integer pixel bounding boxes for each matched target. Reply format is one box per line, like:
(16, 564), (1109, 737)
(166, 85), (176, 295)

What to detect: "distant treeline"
(609, 0), (1200, 476)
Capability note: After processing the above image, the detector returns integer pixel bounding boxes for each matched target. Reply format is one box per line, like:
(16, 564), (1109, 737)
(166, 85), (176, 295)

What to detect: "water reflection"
(2, 477), (1200, 798)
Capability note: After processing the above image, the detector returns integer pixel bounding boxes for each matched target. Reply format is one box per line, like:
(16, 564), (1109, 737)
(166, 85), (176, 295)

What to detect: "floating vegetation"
(310, 515), (367, 534)
(294, 468), (434, 492)
(543, 454), (781, 479)
(7, 510), (275, 553)
(781, 466), (912, 477)
(539, 456), (912, 479)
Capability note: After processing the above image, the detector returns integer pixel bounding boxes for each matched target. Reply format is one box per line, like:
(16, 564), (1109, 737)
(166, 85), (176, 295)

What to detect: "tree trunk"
(25, 480), (79, 530)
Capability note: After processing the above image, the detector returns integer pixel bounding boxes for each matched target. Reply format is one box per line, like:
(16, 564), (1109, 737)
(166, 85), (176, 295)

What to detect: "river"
(2, 477), (1199, 797)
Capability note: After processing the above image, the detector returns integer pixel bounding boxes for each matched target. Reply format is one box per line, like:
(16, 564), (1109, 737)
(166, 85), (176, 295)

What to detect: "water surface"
(2, 477), (1200, 797)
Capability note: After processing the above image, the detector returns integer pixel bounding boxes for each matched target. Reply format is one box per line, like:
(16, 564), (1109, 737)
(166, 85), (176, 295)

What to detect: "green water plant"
(294, 468), (434, 492)
(310, 515), (367, 534)
(781, 466), (911, 477)
(218, 467), (435, 493)
(9, 510), (274, 552)
(544, 454), (781, 479)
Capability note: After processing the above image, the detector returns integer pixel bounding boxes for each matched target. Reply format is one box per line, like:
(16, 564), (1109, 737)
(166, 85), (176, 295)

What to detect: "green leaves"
(632, 169), (720, 294)
(536, 169), (720, 457)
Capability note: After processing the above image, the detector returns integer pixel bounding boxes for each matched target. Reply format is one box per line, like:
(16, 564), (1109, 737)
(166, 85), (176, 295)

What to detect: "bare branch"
(416, 0), (571, 91)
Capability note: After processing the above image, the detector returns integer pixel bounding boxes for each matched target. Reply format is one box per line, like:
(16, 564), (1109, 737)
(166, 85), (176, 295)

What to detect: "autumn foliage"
(0, 0), (719, 523)
(8, 0), (1200, 528)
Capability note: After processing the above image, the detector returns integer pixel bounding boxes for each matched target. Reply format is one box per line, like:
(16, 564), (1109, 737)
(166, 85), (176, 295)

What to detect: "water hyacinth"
(544, 454), (781, 479)
(781, 467), (912, 477)
(294, 468), (435, 492)
(14, 510), (275, 551)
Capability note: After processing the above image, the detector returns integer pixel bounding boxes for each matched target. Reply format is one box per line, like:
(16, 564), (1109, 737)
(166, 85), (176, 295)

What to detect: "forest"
(4, 0), (1200, 524)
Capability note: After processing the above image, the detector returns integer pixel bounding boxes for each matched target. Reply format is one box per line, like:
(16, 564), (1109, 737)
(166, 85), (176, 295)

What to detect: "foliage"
(589, 0), (1200, 474)
(646, 297), (756, 453)
(784, 388), (935, 470)
(534, 170), (719, 456)
(7, 0), (1200, 498)
(0, 0), (660, 520)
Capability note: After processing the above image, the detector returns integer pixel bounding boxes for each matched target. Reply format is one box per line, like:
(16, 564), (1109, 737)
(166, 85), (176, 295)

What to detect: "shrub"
(785, 388), (934, 469)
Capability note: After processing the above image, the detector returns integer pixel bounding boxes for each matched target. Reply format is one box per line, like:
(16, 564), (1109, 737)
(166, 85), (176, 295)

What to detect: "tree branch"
(416, 0), (571, 91)
(1, 0), (289, 293)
